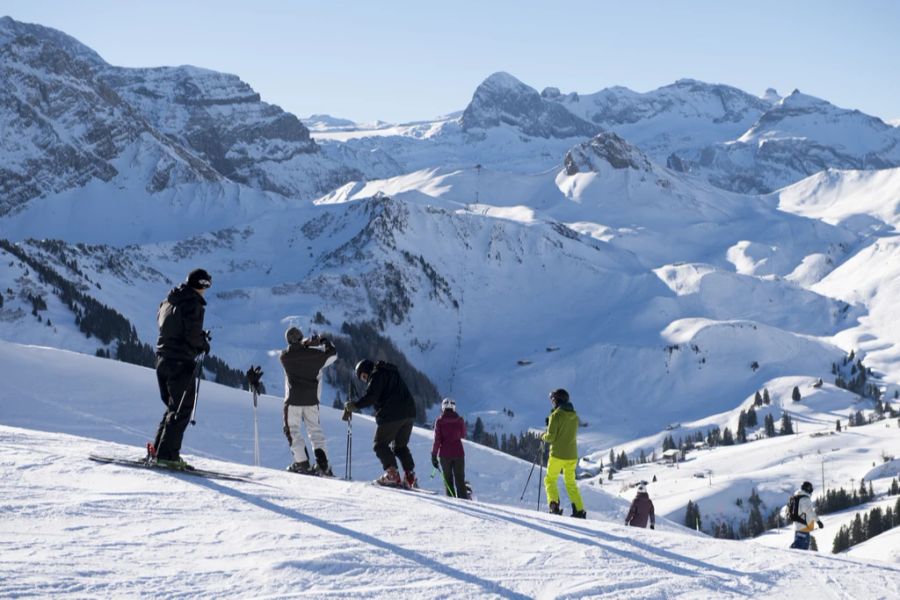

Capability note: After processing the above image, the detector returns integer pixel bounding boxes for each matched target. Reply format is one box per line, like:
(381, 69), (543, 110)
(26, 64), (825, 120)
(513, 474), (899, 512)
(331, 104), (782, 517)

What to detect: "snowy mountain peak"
(563, 132), (653, 175)
(0, 15), (105, 67)
(460, 72), (599, 139)
(762, 87), (782, 103)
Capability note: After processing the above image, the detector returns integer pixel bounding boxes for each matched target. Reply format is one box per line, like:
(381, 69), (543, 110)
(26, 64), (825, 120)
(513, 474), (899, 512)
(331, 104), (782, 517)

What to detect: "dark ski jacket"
(355, 361), (417, 425)
(541, 400), (579, 460)
(625, 492), (655, 528)
(156, 284), (207, 362)
(280, 339), (337, 406)
(432, 410), (466, 458)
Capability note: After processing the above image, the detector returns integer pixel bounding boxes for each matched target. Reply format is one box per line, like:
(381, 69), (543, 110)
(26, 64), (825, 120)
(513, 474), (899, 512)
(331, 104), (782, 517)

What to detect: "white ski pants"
(286, 404), (327, 463)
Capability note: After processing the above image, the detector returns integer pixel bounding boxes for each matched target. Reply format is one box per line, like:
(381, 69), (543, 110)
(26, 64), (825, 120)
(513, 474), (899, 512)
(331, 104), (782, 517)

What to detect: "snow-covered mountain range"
(3, 14), (900, 575)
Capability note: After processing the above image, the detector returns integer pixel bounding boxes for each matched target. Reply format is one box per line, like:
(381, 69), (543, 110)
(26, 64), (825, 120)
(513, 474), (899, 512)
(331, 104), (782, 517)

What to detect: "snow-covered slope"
(3, 341), (900, 599)
(675, 91), (900, 193)
(553, 78), (773, 163)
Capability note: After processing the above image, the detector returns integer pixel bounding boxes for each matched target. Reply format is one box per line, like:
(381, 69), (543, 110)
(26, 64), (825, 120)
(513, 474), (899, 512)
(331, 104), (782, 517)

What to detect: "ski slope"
(2, 340), (900, 598)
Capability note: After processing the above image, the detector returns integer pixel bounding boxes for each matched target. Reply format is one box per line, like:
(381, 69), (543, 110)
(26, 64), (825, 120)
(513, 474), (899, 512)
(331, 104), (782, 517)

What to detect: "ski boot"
(313, 449), (334, 477)
(403, 470), (418, 489)
(144, 442), (158, 465)
(156, 455), (193, 471)
(287, 460), (313, 474)
(571, 503), (587, 519)
(548, 501), (563, 515)
(375, 466), (401, 487)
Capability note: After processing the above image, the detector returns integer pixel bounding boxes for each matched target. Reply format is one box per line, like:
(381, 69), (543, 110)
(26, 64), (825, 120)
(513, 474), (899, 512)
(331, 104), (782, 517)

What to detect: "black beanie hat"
(187, 268), (212, 289)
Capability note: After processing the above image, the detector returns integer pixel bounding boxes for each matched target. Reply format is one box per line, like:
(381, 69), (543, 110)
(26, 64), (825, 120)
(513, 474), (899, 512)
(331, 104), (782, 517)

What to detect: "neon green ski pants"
(544, 455), (584, 511)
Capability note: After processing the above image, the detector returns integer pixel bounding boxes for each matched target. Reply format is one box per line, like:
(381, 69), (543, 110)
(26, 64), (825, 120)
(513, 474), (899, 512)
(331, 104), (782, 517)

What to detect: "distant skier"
(789, 481), (824, 550)
(542, 389), (586, 518)
(432, 397), (467, 498)
(345, 359), (418, 488)
(151, 268), (212, 468)
(280, 327), (337, 476)
(625, 483), (656, 529)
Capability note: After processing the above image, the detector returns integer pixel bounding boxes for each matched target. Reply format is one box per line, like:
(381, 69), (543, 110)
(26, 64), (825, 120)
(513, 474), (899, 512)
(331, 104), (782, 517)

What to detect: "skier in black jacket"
(280, 327), (337, 475)
(151, 268), (211, 468)
(345, 359), (418, 487)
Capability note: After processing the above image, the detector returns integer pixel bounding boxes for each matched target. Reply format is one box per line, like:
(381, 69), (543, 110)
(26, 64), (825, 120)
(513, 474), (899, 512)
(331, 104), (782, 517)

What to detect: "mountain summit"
(461, 72), (600, 139)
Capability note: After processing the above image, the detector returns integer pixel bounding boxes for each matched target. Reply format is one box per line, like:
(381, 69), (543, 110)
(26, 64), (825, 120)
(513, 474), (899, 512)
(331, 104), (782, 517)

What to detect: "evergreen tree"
(722, 427), (735, 445)
(836, 419), (842, 432)
(832, 525), (850, 553)
(747, 489), (765, 537)
(736, 413), (748, 443)
(754, 391), (763, 407)
(684, 500), (702, 530)
(779, 413), (794, 435)
(763, 388), (771, 405)
(850, 513), (864, 545)
(764, 414), (776, 437)
(746, 405), (758, 428)
(473, 417), (485, 443)
(792, 386), (802, 402)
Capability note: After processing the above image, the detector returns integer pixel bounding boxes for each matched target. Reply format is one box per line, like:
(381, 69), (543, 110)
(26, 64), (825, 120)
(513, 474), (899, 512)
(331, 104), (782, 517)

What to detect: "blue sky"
(4, 0), (899, 123)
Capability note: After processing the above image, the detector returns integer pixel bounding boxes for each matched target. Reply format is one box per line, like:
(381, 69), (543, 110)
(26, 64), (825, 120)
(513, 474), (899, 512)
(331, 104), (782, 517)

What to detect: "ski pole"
(519, 443), (543, 501)
(344, 381), (354, 481)
(245, 365), (263, 467)
(431, 464), (455, 497)
(252, 387), (260, 467)
(188, 353), (205, 426)
(537, 441), (545, 512)
(173, 354), (204, 427)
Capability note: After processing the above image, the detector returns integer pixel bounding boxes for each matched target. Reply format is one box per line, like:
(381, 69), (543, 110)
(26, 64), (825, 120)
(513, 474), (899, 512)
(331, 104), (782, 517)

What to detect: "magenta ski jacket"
(432, 410), (466, 458)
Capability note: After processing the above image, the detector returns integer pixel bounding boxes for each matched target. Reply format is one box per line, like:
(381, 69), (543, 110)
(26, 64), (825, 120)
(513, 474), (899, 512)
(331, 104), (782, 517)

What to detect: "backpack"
(787, 494), (805, 523)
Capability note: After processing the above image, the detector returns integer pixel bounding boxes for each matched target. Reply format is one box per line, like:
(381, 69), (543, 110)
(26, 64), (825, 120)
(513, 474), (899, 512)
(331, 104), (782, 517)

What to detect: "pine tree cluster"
(832, 497), (900, 553)
(816, 481), (877, 515)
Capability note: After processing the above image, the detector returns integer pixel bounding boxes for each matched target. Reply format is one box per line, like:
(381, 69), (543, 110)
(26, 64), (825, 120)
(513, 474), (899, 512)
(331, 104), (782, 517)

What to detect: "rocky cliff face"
(461, 72), (600, 139)
(0, 17), (400, 216)
(0, 18), (222, 216)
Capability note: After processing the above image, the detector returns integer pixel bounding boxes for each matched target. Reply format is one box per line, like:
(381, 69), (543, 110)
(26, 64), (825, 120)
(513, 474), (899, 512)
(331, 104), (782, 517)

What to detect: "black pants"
(373, 417), (415, 472)
(154, 357), (198, 460)
(439, 456), (466, 498)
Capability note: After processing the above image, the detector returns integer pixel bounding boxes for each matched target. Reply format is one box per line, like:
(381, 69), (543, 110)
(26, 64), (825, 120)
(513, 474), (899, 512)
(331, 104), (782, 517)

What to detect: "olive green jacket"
(541, 401), (579, 460)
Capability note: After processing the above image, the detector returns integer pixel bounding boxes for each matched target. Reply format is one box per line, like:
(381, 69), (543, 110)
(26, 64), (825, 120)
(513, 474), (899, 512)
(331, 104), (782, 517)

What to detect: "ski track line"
(411, 494), (765, 594)
(178, 475), (534, 600)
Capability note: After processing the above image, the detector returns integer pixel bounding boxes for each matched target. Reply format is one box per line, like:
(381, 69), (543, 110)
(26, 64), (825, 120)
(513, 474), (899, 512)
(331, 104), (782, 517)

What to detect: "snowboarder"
(344, 359), (418, 488)
(280, 327), (337, 476)
(151, 268), (212, 468)
(542, 389), (586, 518)
(432, 397), (467, 498)
(790, 481), (824, 550)
(625, 483), (656, 529)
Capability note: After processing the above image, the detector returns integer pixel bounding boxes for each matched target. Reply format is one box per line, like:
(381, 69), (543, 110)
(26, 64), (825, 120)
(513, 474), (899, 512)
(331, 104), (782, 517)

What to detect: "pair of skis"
(88, 454), (255, 483)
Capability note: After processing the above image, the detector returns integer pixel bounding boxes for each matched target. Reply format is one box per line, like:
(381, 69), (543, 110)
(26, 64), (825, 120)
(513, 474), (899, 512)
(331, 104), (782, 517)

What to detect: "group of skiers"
(147, 269), (819, 545)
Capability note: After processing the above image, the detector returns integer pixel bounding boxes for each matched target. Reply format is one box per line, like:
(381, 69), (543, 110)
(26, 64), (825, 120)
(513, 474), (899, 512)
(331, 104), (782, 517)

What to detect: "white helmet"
(441, 397), (457, 412)
(636, 483), (647, 494)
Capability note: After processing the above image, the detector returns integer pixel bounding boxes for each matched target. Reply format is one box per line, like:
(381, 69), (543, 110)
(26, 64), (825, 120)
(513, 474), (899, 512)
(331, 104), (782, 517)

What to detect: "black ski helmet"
(801, 481), (814, 494)
(355, 359), (374, 380)
(549, 388), (569, 406)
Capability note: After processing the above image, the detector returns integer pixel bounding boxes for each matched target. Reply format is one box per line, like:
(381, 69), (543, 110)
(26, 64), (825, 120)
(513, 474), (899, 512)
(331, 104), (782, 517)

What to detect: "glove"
(282, 424), (292, 446)
(817, 520), (824, 529)
(431, 454), (439, 469)
(650, 525), (655, 530)
(246, 365), (263, 389)
(341, 401), (357, 422)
